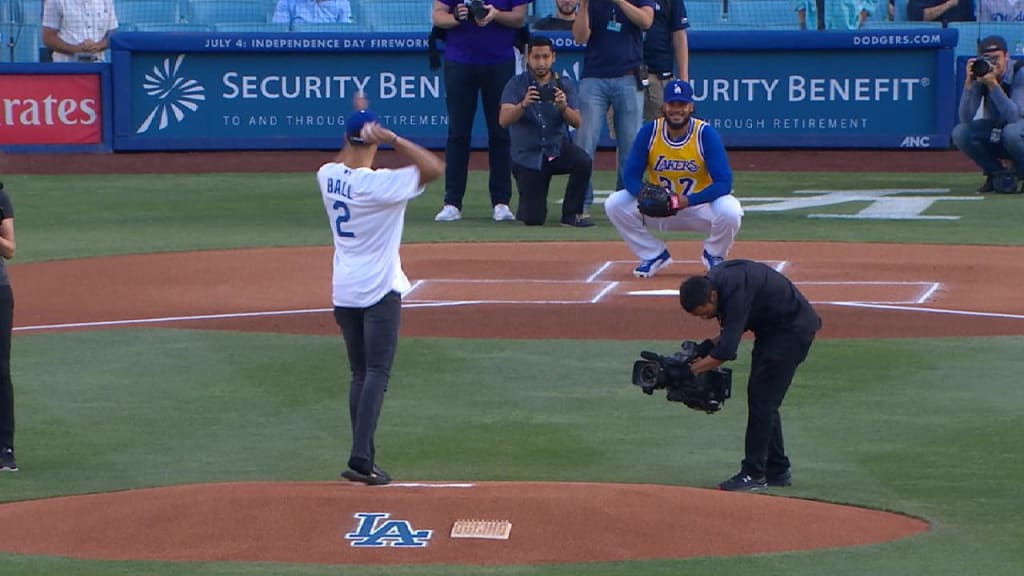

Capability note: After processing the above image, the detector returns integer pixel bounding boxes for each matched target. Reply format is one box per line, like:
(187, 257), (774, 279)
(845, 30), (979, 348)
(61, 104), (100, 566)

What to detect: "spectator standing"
(795, 0), (875, 29)
(272, 0), (353, 24)
(978, 0), (1024, 20)
(534, 0), (578, 30)
(42, 0), (118, 62)
(642, 0), (689, 122)
(432, 0), (530, 223)
(906, 0), (975, 21)
(318, 109), (444, 485)
(499, 36), (593, 226)
(0, 182), (16, 473)
(952, 35), (1024, 194)
(573, 0), (655, 214)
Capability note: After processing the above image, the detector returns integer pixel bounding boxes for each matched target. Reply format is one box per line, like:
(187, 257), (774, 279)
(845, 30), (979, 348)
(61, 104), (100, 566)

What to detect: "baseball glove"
(636, 183), (681, 218)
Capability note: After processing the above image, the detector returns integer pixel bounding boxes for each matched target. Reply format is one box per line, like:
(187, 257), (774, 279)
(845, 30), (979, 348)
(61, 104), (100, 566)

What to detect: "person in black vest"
(680, 260), (821, 491)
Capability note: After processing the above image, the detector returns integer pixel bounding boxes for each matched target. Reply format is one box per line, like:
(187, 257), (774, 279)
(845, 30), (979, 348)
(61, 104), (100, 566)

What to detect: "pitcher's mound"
(0, 481), (927, 565)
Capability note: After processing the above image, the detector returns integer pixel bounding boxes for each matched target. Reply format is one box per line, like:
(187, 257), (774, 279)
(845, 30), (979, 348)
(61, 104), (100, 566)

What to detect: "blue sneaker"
(633, 250), (671, 278)
(702, 250), (724, 270)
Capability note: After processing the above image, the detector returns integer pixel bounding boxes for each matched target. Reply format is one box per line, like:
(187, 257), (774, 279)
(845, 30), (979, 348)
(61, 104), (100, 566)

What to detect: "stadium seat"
(186, 0), (271, 25)
(132, 22), (213, 31)
(12, 0), (43, 24)
(0, 22), (40, 62)
(213, 22), (290, 32)
(685, 1), (724, 27)
(369, 0), (431, 32)
(115, 0), (181, 26)
(533, 0), (556, 19)
(290, 21), (361, 32)
(860, 20), (942, 29)
(724, 0), (796, 28)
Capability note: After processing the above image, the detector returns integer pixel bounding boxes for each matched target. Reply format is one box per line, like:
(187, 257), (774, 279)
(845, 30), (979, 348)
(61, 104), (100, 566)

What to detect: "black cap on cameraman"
(978, 35), (1008, 55)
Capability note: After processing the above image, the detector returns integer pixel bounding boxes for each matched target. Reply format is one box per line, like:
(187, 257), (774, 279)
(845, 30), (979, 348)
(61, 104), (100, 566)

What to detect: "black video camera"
(971, 56), (994, 78)
(631, 341), (732, 414)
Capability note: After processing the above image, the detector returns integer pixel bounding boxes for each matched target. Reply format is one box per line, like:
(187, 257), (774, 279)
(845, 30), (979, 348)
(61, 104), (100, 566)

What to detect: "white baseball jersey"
(317, 162), (424, 308)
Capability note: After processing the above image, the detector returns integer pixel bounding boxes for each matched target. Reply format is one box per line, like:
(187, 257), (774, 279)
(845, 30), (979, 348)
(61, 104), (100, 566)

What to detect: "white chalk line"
(14, 262), (1014, 332)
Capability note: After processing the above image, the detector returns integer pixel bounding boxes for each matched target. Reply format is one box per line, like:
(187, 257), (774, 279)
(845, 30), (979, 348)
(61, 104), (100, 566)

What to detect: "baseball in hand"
(360, 122), (390, 145)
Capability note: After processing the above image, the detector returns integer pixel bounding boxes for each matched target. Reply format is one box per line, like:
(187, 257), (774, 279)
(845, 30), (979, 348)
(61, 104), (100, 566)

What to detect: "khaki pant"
(607, 73), (673, 139)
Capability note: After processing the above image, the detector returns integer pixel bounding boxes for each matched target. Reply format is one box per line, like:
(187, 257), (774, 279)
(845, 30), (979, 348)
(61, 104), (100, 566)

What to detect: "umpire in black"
(680, 260), (821, 492)
(498, 36), (593, 227)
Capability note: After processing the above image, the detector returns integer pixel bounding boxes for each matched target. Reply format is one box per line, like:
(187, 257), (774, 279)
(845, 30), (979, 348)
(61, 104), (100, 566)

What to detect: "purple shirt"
(439, 0), (530, 64)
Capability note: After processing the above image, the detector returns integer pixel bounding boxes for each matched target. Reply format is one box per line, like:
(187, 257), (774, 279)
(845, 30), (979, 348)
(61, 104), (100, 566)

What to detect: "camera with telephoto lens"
(971, 56), (994, 78)
(465, 0), (488, 21)
(631, 340), (733, 414)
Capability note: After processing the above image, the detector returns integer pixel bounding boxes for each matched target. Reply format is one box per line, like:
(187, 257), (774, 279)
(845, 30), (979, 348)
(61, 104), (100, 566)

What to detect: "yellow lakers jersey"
(644, 117), (712, 197)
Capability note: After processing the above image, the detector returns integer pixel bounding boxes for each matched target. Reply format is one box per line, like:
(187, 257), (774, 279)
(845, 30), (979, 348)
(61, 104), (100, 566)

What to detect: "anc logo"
(136, 54), (206, 134)
(344, 513), (433, 547)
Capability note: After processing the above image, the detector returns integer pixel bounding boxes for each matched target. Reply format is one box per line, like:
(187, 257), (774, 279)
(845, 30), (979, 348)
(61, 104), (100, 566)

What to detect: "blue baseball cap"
(663, 80), (694, 104)
(346, 109), (379, 143)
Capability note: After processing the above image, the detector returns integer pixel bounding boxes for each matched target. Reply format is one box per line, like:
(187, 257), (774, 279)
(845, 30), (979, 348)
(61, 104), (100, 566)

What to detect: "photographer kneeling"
(499, 36), (594, 227)
(680, 260), (821, 492)
(952, 35), (1024, 195)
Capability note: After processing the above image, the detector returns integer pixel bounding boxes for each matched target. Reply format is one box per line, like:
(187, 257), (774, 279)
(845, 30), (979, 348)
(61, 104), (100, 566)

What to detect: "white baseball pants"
(604, 189), (744, 267)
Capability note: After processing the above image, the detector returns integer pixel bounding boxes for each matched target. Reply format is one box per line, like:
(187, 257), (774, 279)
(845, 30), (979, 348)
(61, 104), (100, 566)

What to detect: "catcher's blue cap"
(663, 80), (694, 104)
(346, 109), (379, 144)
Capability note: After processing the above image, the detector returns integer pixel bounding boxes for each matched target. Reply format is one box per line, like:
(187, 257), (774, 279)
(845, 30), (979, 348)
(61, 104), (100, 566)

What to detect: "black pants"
(333, 291), (401, 474)
(512, 140), (592, 226)
(442, 58), (515, 210)
(741, 329), (816, 478)
(0, 285), (13, 450)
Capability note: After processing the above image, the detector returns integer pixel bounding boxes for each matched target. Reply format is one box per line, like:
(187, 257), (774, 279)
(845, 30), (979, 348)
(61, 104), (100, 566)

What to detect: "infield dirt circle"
(3, 239), (1023, 565)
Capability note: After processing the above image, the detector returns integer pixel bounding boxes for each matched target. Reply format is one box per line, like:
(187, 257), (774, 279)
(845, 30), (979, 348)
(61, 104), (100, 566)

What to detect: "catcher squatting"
(604, 79), (743, 278)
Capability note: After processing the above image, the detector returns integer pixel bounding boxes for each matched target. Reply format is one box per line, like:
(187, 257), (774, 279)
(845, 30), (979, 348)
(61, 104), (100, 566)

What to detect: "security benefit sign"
(688, 49), (950, 148)
(115, 52), (445, 150)
(0, 74), (102, 145)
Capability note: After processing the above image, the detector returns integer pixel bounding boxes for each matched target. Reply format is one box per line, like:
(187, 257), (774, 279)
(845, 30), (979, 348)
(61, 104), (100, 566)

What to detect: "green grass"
(1, 168), (1022, 575)
(4, 331), (1023, 575)
(3, 170), (1022, 263)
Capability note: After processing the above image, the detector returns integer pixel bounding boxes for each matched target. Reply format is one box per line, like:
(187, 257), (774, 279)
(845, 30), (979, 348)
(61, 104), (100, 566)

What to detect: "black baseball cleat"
(0, 447), (17, 472)
(341, 468), (391, 486)
(976, 176), (995, 194)
(766, 470), (792, 487)
(718, 472), (767, 492)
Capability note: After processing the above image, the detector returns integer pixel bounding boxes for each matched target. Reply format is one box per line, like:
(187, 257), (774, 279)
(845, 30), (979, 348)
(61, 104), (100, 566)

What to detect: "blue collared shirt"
(272, 0), (352, 24)
(500, 71), (581, 170)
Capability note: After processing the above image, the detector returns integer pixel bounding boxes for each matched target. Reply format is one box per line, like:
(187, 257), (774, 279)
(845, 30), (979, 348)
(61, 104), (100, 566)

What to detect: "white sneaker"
(493, 203), (515, 222)
(434, 205), (462, 222)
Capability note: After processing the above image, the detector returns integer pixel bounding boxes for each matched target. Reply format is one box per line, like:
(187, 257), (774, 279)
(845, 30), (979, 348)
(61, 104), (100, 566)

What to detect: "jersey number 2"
(333, 200), (355, 238)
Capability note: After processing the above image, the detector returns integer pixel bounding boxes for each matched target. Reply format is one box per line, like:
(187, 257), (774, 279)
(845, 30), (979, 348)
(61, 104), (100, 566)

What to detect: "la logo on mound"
(136, 54), (206, 134)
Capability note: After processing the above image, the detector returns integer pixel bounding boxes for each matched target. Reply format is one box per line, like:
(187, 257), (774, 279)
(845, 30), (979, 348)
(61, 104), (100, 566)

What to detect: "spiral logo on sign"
(136, 55), (206, 134)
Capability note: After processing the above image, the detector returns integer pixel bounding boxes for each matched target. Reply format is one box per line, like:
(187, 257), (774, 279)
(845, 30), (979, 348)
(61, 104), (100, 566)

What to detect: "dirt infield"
(0, 482), (928, 565)
(3, 239), (1021, 566)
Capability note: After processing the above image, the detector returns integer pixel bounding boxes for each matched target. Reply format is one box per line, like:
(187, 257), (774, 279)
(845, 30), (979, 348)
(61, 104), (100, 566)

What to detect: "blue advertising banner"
(111, 29), (957, 151)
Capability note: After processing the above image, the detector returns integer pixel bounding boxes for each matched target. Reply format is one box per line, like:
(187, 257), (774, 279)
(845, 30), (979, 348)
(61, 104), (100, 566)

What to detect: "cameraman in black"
(498, 36), (592, 226)
(951, 35), (1024, 195)
(680, 260), (821, 492)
